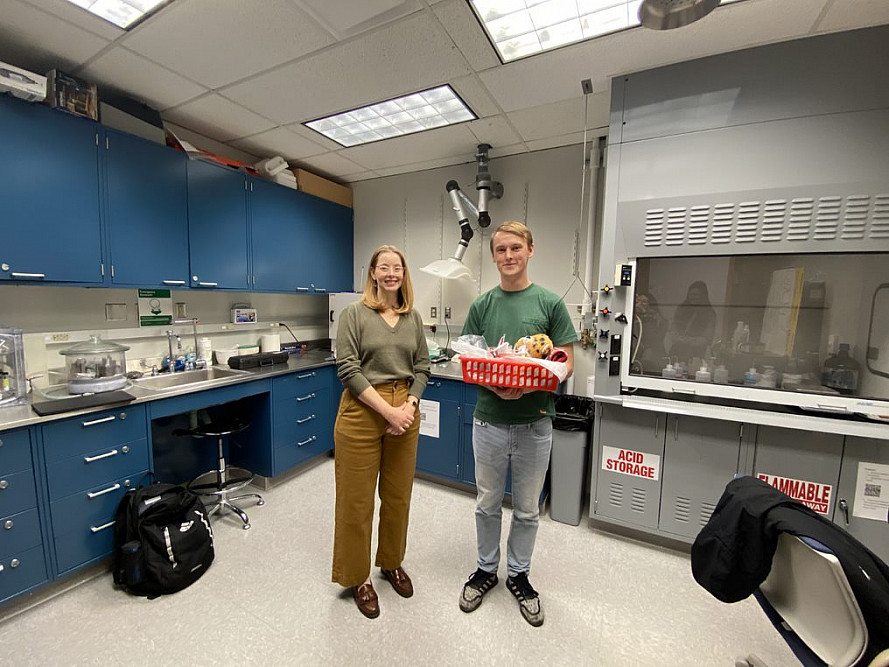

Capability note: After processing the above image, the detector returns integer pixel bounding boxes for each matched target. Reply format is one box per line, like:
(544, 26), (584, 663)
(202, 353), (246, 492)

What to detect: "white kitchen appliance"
(329, 292), (361, 356)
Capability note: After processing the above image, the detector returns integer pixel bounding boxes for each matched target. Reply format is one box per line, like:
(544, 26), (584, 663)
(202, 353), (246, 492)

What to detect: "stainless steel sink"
(133, 366), (251, 391)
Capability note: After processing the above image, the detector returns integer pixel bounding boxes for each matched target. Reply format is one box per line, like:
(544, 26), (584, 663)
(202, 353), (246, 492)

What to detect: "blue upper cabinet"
(0, 95), (103, 284)
(187, 160), (250, 290)
(104, 130), (189, 287)
(300, 194), (354, 293)
(250, 178), (315, 293)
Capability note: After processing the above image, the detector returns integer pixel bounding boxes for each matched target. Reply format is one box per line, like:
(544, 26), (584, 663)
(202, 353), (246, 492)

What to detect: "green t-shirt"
(462, 283), (578, 424)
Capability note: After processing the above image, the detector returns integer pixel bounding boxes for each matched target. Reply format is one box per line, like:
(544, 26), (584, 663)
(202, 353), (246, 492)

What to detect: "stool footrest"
(188, 466), (254, 495)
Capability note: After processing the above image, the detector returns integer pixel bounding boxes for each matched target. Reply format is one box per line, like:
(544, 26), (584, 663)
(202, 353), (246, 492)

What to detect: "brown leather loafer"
(381, 567), (414, 598)
(352, 582), (380, 618)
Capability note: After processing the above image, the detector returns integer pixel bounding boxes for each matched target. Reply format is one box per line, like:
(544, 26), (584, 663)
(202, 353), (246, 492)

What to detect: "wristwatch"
(407, 396), (419, 408)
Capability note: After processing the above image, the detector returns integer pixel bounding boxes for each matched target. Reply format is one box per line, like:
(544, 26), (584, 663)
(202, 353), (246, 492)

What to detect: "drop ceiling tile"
(21, 0), (124, 40)
(342, 171), (381, 183)
(451, 74), (501, 117)
(479, 0), (827, 113)
(432, 0), (500, 71)
(0, 0), (110, 74)
(79, 47), (207, 110)
(164, 122), (260, 164)
(526, 131), (592, 152)
(296, 0), (422, 39)
(296, 152), (368, 178)
(228, 126), (326, 161)
(221, 12), (472, 124)
(121, 0), (335, 89)
(508, 94), (610, 142)
(337, 123), (478, 170)
(467, 115), (522, 148)
(163, 94), (275, 142)
(816, 0), (889, 32)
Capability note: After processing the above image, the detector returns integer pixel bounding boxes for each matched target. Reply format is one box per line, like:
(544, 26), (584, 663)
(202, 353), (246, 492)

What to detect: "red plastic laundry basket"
(460, 357), (560, 392)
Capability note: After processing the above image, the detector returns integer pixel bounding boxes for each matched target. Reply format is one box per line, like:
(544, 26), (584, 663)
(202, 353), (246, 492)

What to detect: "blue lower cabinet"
(0, 545), (48, 604)
(45, 438), (149, 500)
(416, 397), (460, 480)
(51, 473), (141, 574)
(272, 387), (331, 475)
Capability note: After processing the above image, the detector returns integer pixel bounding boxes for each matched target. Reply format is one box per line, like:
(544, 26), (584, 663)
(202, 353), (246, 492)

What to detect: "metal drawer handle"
(297, 436), (317, 447)
(297, 372), (316, 379)
(0, 480), (8, 490)
(90, 521), (116, 533)
(10, 559), (19, 568)
(297, 414), (316, 424)
(163, 280), (186, 285)
(296, 287), (310, 292)
(84, 449), (119, 463)
(197, 281), (218, 287)
(82, 415), (116, 427)
(4, 520), (12, 530)
(11, 272), (45, 279)
(314, 288), (327, 292)
(87, 483), (121, 499)
(296, 393), (316, 402)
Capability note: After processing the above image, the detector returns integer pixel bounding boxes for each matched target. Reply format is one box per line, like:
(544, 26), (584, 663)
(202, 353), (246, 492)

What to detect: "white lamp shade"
(419, 258), (474, 281)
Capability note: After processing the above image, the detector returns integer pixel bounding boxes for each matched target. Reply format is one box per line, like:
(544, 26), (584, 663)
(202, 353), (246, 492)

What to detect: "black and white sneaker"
(459, 568), (499, 613)
(506, 572), (544, 627)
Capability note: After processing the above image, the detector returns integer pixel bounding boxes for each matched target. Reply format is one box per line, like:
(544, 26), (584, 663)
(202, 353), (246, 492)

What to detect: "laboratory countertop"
(0, 352), (467, 432)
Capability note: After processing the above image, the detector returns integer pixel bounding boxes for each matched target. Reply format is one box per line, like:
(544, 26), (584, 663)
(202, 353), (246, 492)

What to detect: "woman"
(669, 280), (717, 367)
(332, 245), (430, 619)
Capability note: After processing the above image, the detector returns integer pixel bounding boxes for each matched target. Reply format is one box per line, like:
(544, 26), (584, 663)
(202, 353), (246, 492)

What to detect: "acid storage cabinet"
(549, 396), (594, 526)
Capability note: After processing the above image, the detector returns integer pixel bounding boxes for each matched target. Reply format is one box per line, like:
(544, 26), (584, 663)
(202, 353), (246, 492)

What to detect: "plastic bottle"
(731, 321), (746, 352)
(744, 367), (759, 386)
(821, 343), (860, 395)
(662, 362), (676, 379)
(713, 365), (729, 384)
(695, 365), (711, 382)
(758, 365), (777, 388)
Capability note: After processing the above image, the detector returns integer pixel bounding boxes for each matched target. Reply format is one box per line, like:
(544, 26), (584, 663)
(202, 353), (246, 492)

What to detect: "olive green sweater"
(336, 301), (430, 401)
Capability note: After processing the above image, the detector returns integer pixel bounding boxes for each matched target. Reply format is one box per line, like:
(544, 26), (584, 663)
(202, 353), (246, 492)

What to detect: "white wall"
(351, 143), (600, 390)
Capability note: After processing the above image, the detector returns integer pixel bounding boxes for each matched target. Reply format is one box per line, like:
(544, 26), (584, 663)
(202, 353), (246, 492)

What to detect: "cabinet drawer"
(50, 473), (139, 541)
(0, 508), (42, 560)
(0, 545), (48, 604)
(42, 405), (147, 462)
(54, 521), (116, 574)
(46, 437), (149, 500)
(274, 432), (331, 474)
(0, 468), (37, 518)
(274, 389), (329, 445)
(423, 379), (462, 403)
(273, 368), (330, 399)
(0, 429), (33, 475)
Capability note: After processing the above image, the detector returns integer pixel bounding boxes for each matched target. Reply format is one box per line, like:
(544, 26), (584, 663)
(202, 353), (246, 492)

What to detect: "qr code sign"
(864, 483), (881, 498)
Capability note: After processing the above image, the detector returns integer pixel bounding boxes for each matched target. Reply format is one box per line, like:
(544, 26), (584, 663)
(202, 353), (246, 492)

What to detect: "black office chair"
(691, 476), (889, 667)
(174, 416), (264, 530)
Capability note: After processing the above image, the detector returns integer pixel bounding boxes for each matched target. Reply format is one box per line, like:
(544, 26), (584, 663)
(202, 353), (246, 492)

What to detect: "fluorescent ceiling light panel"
(470, 0), (750, 63)
(64, 0), (170, 29)
(304, 85), (476, 147)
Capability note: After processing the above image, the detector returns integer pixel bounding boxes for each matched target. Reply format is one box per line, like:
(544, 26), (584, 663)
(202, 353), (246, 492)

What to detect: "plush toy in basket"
(454, 334), (568, 393)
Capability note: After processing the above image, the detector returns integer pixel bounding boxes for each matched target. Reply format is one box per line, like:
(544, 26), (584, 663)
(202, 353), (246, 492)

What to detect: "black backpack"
(113, 483), (215, 598)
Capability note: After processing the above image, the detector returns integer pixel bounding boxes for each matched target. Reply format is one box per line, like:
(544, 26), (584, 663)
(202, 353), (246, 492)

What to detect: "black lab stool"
(175, 417), (264, 529)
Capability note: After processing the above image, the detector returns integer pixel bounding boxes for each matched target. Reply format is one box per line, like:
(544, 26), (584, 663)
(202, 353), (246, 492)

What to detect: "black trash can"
(550, 396), (594, 526)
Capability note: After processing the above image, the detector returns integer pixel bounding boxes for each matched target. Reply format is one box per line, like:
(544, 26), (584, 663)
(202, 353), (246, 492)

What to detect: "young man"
(458, 221), (577, 627)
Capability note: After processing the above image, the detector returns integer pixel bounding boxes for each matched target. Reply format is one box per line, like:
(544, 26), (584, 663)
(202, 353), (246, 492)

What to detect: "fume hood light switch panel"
(609, 334), (622, 355)
(609, 355), (621, 376)
(619, 264), (633, 287)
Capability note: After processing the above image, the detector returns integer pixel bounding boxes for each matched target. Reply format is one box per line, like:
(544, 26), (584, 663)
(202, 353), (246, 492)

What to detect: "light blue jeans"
(472, 417), (552, 578)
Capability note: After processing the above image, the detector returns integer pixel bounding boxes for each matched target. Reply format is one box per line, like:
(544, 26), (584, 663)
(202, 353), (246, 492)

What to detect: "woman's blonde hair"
(490, 221), (534, 254)
(361, 245), (414, 314)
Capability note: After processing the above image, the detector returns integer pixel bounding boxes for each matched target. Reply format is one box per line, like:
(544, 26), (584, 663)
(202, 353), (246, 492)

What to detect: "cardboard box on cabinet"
(45, 69), (97, 120)
(292, 168), (353, 208)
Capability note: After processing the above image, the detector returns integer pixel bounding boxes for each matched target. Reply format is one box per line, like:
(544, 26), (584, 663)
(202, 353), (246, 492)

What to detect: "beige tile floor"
(0, 458), (796, 666)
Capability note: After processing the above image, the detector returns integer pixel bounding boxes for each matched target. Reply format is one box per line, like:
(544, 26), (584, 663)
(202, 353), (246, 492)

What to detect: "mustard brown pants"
(331, 380), (420, 588)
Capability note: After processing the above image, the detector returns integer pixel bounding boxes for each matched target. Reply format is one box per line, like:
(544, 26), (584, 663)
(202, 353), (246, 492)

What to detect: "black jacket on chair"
(691, 476), (889, 663)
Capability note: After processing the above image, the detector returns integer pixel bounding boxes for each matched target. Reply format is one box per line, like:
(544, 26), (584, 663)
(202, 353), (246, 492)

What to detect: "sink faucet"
(170, 318), (206, 371)
(165, 329), (183, 372)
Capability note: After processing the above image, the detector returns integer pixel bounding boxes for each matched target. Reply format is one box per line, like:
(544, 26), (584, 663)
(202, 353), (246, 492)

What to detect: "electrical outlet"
(444, 307), (451, 319)
(430, 306), (437, 318)
(51, 332), (69, 342)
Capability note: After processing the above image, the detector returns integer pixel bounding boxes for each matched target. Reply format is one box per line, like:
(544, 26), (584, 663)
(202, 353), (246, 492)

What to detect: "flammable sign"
(757, 473), (832, 515)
